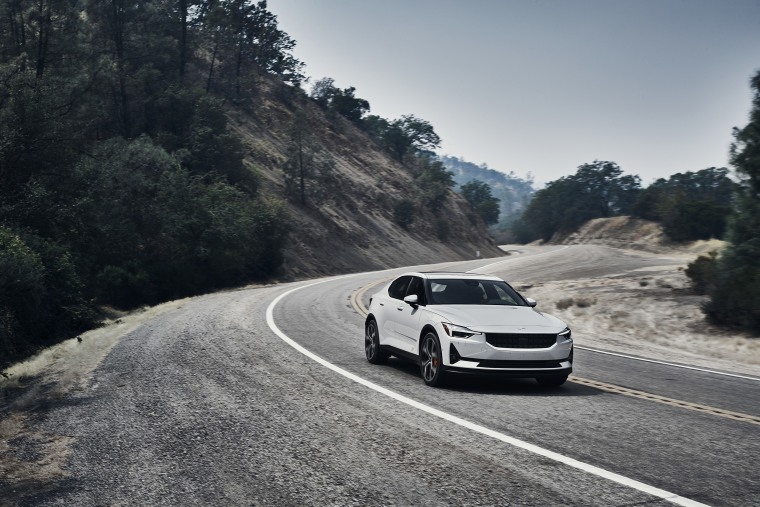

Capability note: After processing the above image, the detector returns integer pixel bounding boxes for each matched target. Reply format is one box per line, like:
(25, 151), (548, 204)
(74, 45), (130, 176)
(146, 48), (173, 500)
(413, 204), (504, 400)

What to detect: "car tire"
(420, 332), (445, 387)
(365, 319), (389, 364)
(536, 375), (568, 387)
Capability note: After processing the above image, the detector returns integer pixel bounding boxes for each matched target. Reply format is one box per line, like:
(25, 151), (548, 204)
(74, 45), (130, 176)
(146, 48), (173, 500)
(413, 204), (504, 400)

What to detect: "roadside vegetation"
(685, 71), (760, 334)
(511, 162), (735, 244)
(0, 0), (314, 366)
(0, 1), (497, 367)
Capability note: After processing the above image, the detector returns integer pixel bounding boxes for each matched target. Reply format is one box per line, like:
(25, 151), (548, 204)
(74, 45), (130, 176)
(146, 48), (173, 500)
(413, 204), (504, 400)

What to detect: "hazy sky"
(268, 0), (760, 185)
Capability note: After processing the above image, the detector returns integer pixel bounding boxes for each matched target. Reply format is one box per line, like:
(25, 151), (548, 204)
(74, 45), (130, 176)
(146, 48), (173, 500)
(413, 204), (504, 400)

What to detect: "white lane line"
(469, 245), (569, 273)
(265, 279), (709, 507)
(576, 346), (760, 382)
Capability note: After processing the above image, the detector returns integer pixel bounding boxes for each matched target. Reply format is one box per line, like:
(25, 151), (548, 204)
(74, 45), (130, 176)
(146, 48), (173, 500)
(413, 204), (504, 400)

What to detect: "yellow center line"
(350, 277), (389, 318)
(569, 376), (760, 425)
(350, 279), (760, 427)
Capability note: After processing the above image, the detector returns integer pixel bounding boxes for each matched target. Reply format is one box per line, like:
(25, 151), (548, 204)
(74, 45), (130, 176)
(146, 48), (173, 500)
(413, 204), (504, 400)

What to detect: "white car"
(364, 272), (573, 387)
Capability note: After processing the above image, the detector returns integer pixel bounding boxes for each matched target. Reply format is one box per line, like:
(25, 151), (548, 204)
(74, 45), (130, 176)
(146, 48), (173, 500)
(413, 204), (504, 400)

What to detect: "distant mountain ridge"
(440, 156), (534, 218)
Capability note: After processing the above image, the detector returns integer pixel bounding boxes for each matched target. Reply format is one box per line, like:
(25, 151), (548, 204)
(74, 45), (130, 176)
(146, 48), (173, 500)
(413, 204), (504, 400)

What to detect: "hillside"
(228, 77), (503, 278)
(0, 1), (503, 367)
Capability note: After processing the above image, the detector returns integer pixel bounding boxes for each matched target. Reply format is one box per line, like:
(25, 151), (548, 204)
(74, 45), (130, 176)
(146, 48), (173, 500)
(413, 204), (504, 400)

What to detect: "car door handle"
(397, 306), (404, 311)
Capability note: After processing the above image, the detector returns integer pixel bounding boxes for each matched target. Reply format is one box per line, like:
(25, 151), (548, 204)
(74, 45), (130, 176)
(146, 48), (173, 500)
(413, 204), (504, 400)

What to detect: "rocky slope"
(227, 77), (503, 279)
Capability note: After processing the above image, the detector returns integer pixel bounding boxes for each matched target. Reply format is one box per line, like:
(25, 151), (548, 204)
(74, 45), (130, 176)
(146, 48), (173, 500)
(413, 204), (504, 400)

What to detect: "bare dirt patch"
(509, 217), (760, 376)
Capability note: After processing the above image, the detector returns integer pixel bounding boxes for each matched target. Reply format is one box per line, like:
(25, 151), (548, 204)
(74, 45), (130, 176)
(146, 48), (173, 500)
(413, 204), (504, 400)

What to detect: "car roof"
(401, 271), (503, 281)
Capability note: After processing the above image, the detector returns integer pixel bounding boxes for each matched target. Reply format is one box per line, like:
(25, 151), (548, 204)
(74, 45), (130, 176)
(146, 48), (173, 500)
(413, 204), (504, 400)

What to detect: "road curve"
(6, 246), (759, 506)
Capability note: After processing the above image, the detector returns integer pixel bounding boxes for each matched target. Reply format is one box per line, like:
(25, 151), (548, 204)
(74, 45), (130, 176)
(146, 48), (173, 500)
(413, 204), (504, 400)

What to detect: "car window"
(388, 276), (412, 300)
(426, 279), (527, 306)
(490, 284), (523, 306)
(405, 276), (426, 305)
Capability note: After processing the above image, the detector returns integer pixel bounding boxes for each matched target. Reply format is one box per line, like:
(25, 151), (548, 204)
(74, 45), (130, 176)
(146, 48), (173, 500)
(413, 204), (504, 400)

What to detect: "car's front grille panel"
(485, 333), (557, 348)
(477, 359), (564, 369)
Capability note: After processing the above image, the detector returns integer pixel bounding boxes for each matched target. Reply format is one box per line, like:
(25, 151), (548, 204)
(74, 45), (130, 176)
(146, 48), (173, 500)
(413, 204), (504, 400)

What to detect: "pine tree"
(702, 71), (760, 333)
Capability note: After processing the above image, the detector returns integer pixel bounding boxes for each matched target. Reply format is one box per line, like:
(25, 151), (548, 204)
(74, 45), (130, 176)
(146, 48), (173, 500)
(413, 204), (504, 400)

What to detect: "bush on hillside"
(68, 136), (287, 307)
(632, 167), (734, 242)
(685, 251), (718, 295)
(0, 227), (94, 365)
(414, 157), (455, 211)
(394, 200), (415, 229)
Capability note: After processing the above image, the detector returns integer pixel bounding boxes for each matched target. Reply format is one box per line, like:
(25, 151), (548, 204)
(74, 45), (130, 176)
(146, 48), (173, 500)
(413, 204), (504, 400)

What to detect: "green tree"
(361, 114), (391, 140)
(512, 160), (640, 242)
(382, 115), (441, 162)
(309, 78), (369, 122)
(0, 226), (92, 365)
(310, 77), (337, 107)
(197, 0), (303, 95)
(414, 156), (454, 211)
(329, 86), (370, 123)
(393, 199), (415, 229)
(632, 167), (735, 241)
(460, 179), (500, 225)
(282, 111), (332, 205)
(695, 71), (760, 333)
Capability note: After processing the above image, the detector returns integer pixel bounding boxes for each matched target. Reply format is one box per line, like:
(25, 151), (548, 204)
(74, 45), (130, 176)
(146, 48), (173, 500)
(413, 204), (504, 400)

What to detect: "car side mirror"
(526, 297), (537, 307)
(403, 294), (419, 306)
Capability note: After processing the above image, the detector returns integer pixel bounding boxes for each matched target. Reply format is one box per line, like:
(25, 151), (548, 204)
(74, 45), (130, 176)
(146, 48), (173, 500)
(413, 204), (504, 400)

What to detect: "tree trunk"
(298, 133), (305, 205)
(206, 40), (218, 93)
(179, 0), (187, 80)
(35, 1), (51, 77)
(111, 0), (130, 135)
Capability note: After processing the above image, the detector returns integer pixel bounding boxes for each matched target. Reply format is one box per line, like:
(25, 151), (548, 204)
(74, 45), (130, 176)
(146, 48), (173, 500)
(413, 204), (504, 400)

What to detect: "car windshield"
(426, 279), (527, 306)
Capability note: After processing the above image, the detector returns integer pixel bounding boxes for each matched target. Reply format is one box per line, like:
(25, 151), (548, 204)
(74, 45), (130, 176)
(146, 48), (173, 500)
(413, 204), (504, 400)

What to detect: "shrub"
(0, 227), (93, 366)
(685, 251), (719, 295)
(435, 219), (450, 241)
(394, 200), (415, 229)
(69, 136), (287, 307)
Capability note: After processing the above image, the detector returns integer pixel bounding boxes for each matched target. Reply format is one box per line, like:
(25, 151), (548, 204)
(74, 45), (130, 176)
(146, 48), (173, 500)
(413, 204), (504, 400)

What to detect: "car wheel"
(420, 332), (445, 387)
(536, 375), (568, 387)
(365, 319), (389, 364)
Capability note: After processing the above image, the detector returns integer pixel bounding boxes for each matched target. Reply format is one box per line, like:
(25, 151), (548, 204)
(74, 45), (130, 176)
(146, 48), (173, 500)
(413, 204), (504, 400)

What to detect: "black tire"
(365, 319), (389, 364)
(536, 375), (568, 387)
(419, 332), (445, 387)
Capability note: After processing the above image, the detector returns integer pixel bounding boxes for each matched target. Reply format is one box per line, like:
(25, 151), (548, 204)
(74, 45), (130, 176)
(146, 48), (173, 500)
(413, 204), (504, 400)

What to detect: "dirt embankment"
(553, 216), (725, 256)
(515, 218), (756, 375)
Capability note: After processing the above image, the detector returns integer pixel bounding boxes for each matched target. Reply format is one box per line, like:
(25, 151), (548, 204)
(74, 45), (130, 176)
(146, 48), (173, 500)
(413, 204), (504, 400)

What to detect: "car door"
(380, 276), (412, 350)
(393, 276), (425, 353)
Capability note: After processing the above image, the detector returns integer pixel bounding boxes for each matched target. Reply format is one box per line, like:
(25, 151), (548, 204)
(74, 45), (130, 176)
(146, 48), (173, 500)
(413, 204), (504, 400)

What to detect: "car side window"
(405, 276), (426, 305)
(388, 276), (412, 300)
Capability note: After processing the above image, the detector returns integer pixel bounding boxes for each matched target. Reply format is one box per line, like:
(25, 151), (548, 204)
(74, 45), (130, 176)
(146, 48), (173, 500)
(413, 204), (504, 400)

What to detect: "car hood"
(427, 305), (566, 332)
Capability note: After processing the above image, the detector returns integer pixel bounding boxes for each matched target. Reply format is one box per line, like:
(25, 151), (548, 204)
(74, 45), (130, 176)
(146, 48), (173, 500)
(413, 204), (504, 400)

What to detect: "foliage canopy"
(0, 0), (296, 365)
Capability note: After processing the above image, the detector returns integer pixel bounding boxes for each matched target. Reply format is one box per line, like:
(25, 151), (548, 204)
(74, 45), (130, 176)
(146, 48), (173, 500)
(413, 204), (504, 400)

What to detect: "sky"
(268, 0), (760, 186)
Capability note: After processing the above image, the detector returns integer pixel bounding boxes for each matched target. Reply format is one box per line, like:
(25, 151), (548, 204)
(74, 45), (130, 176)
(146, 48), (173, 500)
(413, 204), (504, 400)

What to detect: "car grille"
(485, 333), (557, 349)
(477, 359), (564, 369)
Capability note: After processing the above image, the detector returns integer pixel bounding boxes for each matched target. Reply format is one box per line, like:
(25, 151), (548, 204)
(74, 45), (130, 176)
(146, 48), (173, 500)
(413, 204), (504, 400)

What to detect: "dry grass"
(522, 269), (760, 376)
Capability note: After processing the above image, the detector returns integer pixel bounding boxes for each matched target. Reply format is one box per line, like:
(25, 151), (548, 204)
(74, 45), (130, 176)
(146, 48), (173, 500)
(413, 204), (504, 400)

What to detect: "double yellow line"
(350, 278), (760, 427)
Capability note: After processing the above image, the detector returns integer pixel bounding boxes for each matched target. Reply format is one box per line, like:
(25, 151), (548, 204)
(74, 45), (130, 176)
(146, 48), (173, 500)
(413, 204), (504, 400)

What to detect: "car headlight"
(558, 327), (572, 341)
(442, 323), (482, 339)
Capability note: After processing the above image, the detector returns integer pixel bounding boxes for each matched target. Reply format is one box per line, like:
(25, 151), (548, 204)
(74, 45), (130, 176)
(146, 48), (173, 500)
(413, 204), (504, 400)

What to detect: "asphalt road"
(6, 246), (759, 506)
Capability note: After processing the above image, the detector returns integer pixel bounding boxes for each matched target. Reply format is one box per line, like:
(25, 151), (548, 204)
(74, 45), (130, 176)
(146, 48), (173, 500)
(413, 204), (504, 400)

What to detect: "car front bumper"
(444, 339), (573, 376)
